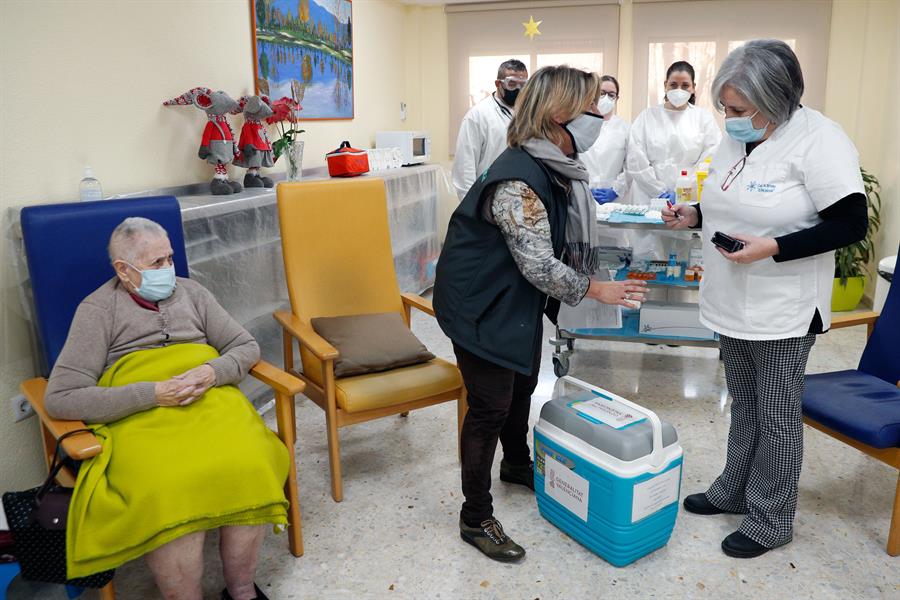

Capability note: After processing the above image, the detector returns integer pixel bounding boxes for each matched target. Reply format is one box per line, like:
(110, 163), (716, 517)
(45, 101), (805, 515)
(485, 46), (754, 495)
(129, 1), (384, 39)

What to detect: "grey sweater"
(45, 277), (260, 424)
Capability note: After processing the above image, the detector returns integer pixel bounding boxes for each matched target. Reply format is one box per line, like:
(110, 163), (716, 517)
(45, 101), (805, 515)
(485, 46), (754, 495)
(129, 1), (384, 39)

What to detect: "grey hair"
(711, 39), (804, 125)
(108, 217), (169, 264)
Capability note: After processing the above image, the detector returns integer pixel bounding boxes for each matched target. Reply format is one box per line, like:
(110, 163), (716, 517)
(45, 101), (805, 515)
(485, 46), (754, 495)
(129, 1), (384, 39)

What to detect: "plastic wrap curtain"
(7, 165), (449, 404)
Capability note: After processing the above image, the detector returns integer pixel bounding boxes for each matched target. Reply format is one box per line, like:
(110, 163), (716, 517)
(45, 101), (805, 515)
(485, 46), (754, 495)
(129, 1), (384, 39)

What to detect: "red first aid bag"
(326, 141), (370, 177)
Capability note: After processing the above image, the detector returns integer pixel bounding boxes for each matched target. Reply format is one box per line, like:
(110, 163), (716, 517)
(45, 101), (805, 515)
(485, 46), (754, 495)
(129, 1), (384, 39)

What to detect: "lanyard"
(493, 94), (512, 120)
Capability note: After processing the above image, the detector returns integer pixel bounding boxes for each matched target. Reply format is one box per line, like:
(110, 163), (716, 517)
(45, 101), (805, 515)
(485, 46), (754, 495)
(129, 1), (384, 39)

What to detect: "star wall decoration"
(523, 15), (542, 41)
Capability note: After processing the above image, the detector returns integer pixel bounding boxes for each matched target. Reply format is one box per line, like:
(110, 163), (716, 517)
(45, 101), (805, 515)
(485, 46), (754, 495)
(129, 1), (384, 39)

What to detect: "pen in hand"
(666, 200), (682, 220)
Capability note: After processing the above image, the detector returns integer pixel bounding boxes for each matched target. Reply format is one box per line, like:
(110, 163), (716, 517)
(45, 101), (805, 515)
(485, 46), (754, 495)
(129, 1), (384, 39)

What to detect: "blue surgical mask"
(725, 110), (769, 143)
(127, 263), (176, 302)
(563, 112), (604, 153)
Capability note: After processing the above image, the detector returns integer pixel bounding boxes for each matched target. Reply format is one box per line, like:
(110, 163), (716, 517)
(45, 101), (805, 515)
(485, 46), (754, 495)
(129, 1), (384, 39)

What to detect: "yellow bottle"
(696, 157), (712, 202)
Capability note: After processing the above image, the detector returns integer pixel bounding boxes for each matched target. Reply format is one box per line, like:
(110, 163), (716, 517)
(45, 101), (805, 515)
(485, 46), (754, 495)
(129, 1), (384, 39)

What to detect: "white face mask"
(666, 88), (691, 108)
(597, 95), (616, 116)
(562, 112), (604, 153)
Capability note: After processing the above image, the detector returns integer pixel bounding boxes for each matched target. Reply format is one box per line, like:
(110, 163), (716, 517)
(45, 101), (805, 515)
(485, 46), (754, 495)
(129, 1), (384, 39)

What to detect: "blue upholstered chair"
(802, 244), (900, 556)
(17, 197), (305, 598)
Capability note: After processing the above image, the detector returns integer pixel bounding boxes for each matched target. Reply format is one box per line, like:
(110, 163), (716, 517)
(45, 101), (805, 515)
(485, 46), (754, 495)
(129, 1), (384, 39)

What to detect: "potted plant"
(832, 167), (882, 311)
(266, 92), (305, 181)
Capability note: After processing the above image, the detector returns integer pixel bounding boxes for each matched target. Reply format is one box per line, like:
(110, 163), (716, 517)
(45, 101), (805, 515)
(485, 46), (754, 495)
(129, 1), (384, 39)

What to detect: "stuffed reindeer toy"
(234, 95), (275, 188)
(163, 87), (244, 195)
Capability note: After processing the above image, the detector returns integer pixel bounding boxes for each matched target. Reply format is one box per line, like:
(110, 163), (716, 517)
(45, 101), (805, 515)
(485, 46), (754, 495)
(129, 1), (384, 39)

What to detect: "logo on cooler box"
(544, 453), (589, 521)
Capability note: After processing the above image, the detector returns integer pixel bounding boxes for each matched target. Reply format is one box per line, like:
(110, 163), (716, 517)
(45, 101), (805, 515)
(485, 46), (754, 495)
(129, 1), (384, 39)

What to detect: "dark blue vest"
(433, 147), (569, 375)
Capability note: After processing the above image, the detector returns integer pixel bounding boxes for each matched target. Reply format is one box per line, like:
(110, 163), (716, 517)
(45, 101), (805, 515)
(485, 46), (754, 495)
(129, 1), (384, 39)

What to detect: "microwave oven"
(375, 131), (430, 165)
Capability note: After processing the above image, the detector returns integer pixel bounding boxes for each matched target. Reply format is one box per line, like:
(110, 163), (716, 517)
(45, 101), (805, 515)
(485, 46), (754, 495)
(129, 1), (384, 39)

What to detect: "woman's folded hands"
(155, 364), (217, 407)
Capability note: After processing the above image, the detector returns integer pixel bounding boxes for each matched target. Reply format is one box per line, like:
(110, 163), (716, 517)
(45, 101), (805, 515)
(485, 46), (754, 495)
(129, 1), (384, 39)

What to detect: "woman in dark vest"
(434, 66), (648, 562)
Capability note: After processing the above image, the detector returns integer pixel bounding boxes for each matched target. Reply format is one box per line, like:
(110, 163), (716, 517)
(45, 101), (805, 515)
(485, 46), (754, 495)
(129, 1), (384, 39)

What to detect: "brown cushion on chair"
(311, 312), (436, 378)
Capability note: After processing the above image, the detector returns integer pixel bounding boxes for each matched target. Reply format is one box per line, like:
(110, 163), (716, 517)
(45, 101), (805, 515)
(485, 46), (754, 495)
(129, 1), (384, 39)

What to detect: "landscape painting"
(251, 0), (353, 120)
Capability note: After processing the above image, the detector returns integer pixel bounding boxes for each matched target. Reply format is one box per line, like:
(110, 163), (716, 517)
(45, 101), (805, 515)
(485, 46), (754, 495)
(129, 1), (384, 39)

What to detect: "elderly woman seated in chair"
(45, 217), (287, 600)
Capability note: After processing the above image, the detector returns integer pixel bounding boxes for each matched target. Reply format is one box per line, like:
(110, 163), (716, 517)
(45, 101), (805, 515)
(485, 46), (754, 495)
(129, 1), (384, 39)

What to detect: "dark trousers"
(454, 339), (541, 526)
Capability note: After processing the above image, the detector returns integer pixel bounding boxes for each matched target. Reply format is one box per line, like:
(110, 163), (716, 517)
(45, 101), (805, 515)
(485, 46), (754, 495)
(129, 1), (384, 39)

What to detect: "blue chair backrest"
(859, 242), (900, 384)
(20, 196), (189, 375)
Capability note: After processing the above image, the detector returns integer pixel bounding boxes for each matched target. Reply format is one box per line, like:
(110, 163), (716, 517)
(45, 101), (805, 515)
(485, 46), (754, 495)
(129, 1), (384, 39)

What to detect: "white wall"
(0, 0), (439, 493)
(824, 0), (900, 284)
(403, 5), (456, 237)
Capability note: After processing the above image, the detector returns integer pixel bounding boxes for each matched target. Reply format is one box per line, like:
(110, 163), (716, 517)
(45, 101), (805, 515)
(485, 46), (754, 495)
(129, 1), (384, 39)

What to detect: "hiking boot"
(459, 517), (525, 563)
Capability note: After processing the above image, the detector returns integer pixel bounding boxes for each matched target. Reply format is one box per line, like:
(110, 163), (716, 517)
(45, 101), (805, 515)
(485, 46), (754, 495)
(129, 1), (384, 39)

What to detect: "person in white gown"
(626, 60), (721, 207)
(581, 75), (630, 205)
(451, 59), (529, 200)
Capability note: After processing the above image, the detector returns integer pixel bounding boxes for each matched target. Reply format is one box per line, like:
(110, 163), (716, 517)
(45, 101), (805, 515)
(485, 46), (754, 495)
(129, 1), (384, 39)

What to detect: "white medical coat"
(580, 114), (630, 197)
(626, 104), (721, 203)
(451, 94), (513, 200)
(698, 107), (864, 340)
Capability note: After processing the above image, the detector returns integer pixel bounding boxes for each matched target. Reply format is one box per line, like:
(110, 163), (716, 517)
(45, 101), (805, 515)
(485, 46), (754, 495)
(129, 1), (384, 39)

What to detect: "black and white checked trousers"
(706, 333), (816, 547)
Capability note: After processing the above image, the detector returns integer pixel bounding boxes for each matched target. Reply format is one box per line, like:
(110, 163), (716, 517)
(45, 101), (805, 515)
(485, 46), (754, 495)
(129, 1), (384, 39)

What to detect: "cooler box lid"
(540, 384), (678, 462)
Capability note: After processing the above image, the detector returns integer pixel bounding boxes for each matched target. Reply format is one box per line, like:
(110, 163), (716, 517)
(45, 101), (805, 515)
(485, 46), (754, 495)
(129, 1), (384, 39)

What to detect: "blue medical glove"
(657, 190), (676, 202)
(592, 188), (618, 204)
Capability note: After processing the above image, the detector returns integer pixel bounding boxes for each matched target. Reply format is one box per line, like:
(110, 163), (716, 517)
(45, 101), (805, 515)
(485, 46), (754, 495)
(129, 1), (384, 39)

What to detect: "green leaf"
(272, 137), (290, 161)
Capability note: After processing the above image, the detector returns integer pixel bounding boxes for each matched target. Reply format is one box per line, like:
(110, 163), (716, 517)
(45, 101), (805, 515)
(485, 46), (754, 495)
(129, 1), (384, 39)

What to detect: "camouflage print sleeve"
(490, 180), (590, 306)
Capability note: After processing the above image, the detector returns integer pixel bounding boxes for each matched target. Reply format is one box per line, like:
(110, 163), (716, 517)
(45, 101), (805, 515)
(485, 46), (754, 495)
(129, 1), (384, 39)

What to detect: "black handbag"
(1, 429), (115, 588)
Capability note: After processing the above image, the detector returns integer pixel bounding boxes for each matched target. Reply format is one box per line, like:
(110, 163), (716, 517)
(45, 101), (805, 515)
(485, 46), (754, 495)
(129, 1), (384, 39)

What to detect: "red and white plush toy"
(163, 87), (244, 195)
(233, 95), (275, 188)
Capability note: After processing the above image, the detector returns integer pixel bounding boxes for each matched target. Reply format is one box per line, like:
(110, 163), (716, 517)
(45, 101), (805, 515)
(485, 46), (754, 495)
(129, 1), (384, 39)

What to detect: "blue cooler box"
(534, 376), (683, 566)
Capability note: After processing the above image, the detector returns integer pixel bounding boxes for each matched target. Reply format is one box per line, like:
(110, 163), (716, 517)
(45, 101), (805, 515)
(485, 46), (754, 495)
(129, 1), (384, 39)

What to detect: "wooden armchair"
(275, 178), (467, 502)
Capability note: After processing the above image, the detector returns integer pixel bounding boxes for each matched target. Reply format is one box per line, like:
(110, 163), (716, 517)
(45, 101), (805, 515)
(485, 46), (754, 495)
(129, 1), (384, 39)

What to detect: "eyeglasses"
(720, 155), (747, 192)
(599, 91), (618, 100)
(498, 76), (528, 90)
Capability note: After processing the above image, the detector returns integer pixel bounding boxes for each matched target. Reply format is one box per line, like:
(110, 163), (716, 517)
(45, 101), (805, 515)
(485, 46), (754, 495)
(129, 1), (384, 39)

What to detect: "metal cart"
(550, 220), (719, 377)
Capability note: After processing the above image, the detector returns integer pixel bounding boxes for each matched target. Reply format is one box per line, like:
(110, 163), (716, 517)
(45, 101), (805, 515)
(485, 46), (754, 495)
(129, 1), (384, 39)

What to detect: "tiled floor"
(10, 312), (898, 599)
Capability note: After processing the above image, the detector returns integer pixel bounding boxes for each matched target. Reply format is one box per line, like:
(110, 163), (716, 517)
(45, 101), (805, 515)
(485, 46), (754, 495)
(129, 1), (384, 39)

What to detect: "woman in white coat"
(627, 61), (721, 205)
(663, 40), (867, 559)
(581, 75), (629, 204)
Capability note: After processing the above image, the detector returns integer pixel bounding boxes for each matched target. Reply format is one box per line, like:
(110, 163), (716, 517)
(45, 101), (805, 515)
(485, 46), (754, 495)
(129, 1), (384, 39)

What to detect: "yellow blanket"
(67, 343), (289, 578)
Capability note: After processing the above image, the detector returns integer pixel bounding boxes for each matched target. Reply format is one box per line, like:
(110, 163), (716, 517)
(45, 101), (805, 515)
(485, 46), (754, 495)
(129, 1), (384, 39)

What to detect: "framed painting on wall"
(250, 0), (354, 120)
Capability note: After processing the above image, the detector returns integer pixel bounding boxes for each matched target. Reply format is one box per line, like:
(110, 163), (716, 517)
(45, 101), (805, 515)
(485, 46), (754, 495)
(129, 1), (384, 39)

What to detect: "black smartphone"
(711, 231), (745, 253)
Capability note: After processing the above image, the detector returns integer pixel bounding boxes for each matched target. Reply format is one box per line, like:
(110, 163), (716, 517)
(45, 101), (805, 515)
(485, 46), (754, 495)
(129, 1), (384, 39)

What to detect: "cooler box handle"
(557, 375), (666, 469)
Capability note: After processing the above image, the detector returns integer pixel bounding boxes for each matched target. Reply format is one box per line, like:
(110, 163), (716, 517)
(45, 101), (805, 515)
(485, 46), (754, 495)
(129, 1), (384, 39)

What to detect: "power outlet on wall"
(10, 394), (35, 422)
(400, 102), (407, 122)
